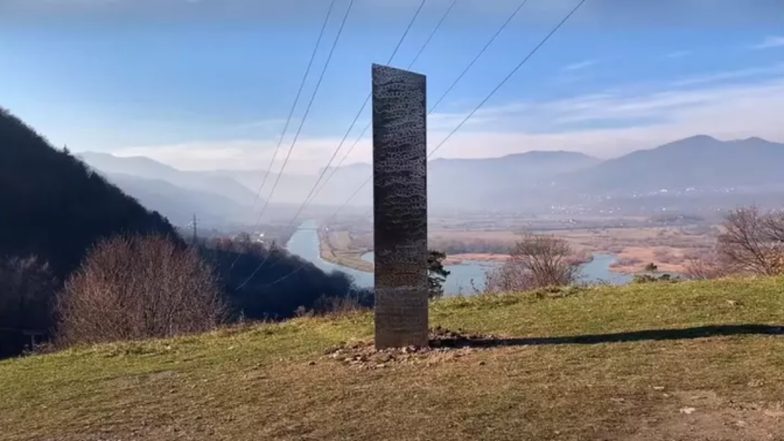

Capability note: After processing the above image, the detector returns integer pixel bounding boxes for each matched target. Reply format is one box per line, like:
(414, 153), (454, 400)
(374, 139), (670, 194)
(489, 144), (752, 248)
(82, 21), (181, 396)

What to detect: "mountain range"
(77, 135), (784, 224)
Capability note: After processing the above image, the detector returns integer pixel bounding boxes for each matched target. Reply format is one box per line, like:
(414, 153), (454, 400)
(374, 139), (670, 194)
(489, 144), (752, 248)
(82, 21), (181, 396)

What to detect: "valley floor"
(2, 278), (784, 440)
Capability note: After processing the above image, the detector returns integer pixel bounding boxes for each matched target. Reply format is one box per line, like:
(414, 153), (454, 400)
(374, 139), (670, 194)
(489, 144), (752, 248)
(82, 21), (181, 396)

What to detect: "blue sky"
(1, 0), (783, 172)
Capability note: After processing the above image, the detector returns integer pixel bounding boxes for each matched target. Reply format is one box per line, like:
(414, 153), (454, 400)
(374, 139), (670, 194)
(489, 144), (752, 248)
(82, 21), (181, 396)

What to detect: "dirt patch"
(322, 327), (502, 369)
(627, 389), (784, 441)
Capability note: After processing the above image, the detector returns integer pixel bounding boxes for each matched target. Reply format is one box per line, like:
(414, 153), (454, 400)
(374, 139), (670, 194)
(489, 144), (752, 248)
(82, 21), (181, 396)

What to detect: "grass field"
(2, 277), (783, 440)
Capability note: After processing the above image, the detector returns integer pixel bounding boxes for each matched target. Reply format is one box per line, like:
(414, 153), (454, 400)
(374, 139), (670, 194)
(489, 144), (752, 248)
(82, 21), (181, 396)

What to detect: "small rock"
(679, 407), (696, 415)
(652, 386), (665, 391)
(308, 361), (316, 366)
(478, 361), (486, 366)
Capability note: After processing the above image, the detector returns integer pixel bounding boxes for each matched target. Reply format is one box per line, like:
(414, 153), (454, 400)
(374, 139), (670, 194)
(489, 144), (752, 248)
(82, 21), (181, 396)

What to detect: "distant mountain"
(563, 135), (784, 194)
(77, 150), (603, 213)
(79, 152), (258, 206)
(281, 151), (601, 211)
(106, 173), (252, 226)
(428, 151), (600, 209)
(209, 168), (319, 207)
(75, 136), (784, 217)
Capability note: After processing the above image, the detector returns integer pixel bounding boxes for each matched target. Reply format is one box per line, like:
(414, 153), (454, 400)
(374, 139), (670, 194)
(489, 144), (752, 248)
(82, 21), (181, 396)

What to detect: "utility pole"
(191, 213), (198, 245)
(372, 64), (428, 349)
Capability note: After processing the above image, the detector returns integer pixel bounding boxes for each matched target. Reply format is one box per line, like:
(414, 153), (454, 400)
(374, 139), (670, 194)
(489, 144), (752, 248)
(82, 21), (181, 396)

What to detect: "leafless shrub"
(717, 207), (784, 276)
(683, 253), (734, 280)
(55, 235), (227, 346)
(485, 234), (578, 293)
(0, 256), (57, 326)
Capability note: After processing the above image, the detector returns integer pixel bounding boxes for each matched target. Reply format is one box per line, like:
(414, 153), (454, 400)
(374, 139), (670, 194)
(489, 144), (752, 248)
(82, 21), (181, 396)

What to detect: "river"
(285, 221), (632, 296)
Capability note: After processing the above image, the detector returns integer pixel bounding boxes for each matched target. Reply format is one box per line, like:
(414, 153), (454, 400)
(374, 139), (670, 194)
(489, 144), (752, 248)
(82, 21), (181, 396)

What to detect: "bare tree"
(485, 234), (578, 293)
(717, 207), (784, 276)
(56, 235), (227, 346)
(684, 252), (733, 280)
(0, 256), (58, 354)
(0, 256), (57, 327)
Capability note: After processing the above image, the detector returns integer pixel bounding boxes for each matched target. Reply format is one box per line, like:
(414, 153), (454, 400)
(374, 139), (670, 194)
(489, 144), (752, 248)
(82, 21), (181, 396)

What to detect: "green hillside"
(2, 277), (783, 441)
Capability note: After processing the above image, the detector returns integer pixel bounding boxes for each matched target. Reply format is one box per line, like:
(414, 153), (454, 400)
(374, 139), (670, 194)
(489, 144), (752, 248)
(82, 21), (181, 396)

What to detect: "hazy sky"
(1, 0), (783, 172)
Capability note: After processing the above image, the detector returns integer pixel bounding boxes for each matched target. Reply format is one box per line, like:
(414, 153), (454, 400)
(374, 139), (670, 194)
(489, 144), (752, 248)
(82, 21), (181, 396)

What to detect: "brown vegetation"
(683, 254), (734, 280)
(55, 235), (227, 346)
(682, 207), (784, 280)
(717, 207), (784, 276)
(485, 234), (578, 293)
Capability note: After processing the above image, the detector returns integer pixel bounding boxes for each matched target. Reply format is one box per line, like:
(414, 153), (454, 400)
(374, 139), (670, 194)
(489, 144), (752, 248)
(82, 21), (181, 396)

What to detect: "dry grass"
(1, 277), (784, 440)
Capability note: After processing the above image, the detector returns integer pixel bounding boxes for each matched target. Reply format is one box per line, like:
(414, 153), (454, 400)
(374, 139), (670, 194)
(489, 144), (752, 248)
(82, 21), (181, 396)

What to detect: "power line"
(261, 179), (371, 288)
(388, 0), (427, 64)
(301, 0), (527, 212)
(429, 0), (588, 158)
(429, 0), (530, 113)
(297, 0), (427, 211)
(409, 0), (456, 69)
(247, 0), (425, 261)
(333, 0), (586, 212)
(229, 0), (336, 269)
(247, 0), (337, 212)
(250, 0), (355, 232)
(302, 0), (451, 210)
(234, 0), (355, 291)
(289, 0), (589, 278)
(311, 0), (523, 198)
(237, 0), (430, 289)
(251, 0), (589, 289)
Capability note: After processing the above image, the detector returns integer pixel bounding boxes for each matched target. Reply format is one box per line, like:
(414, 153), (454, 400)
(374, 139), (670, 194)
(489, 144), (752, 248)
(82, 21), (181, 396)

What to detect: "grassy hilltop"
(2, 277), (783, 441)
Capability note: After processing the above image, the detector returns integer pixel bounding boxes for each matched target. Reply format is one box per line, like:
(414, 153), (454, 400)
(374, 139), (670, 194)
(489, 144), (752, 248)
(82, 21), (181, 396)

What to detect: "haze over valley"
(80, 134), (784, 228)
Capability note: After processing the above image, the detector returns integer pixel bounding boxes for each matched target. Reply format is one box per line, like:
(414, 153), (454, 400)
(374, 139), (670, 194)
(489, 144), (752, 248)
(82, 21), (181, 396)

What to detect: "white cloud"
(671, 63), (784, 87)
(751, 35), (784, 50)
(562, 59), (598, 71)
(109, 65), (784, 171)
(232, 117), (288, 131)
(428, 77), (784, 159)
(113, 136), (368, 174)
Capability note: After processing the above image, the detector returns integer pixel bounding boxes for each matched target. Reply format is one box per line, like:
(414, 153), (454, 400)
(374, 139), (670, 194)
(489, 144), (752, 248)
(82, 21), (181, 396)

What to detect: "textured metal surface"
(372, 64), (428, 349)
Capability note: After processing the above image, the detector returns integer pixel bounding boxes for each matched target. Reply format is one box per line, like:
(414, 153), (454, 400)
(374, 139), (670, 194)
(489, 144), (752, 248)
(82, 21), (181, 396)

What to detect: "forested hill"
(0, 108), (176, 278)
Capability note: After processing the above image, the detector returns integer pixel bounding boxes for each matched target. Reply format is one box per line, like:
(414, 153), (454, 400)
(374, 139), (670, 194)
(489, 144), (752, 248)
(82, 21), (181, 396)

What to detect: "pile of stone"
(320, 327), (497, 369)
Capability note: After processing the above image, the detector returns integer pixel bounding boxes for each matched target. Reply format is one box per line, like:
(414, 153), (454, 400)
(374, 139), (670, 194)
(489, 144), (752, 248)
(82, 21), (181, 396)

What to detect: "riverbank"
(609, 246), (692, 275)
(296, 222), (635, 292)
(318, 228), (373, 273)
